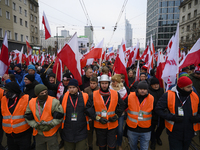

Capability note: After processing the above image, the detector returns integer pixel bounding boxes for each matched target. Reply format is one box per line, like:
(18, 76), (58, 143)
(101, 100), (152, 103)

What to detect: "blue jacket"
(19, 72), (43, 91)
(8, 69), (25, 83)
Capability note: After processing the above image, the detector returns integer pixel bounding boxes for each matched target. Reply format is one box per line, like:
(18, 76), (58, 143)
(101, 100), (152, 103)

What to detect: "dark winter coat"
(190, 73), (200, 96)
(23, 80), (39, 100)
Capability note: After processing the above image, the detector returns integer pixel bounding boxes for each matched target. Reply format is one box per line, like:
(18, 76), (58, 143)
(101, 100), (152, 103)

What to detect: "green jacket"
(25, 97), (63, 135)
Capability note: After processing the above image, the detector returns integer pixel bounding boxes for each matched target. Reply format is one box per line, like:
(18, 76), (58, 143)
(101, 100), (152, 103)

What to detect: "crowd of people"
(0, 59), (200, 150)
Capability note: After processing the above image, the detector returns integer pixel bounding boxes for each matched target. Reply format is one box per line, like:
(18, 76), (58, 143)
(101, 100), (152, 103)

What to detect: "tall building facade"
(125, 18), (133, 48)
(146, 0), (183, 50)
(0, 0), (40, 52)
(179, 0), (200, 49)
(61, 30), (69, 38)
(84, 26), (93, 46)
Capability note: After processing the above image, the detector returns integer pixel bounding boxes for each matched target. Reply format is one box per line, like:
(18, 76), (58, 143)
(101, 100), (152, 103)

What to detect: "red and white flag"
(42, 11), (51, 40)
(53, 57), (63, 82)
(19, 46), (24, 64)
(0, 31), (9, 76)
(135, 60), (140, 81)
(140, 40), (149, 60)
(81, 39), (104, 68)
(57, 33), (82, 85)
(26, 38), (32, 65)
(40, 52), (45, 66)
(179, 38), (200, 70)
(150, 34), (155, 55)
(122, 39), (126, 52)
(113, 40), (129, 87)
(155, 51), (166, 88)
(162, 23), (179, 91)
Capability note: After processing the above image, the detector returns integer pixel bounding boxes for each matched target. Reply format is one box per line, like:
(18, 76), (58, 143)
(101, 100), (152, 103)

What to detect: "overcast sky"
(39, 0), (147, 49)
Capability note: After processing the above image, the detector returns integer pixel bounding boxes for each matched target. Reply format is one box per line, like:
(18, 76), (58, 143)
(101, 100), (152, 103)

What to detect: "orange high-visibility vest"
(61, 91), (89, 130)
(165, 90), (200, 132)
(1, 94), (30, 134)
(0, 88), (4, 100)
(127, 92), (154, 129)
(29, 96), (61, 137)
(93, 89), (118, 130)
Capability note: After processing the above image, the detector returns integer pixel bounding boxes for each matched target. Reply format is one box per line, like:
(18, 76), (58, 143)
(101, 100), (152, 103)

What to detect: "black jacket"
(148, 86), (164, 124)
(85, 91), (125, 121)
(23, 80), (39, 100)
(155, 87), (200, 141)
(80, 75), (90, 91)
(59, 92), (88, 143)
(130, 79), (149, 92)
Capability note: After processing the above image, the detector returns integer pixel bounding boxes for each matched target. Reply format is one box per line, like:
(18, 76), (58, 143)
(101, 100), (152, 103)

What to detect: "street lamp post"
(56, 26), (65, 55)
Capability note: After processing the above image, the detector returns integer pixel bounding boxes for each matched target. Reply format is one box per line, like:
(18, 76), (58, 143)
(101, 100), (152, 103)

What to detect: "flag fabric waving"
(0, 31), (9, 76)
(53, 57), (63, 82)
(57, 33), (82, 85)
(42, 11), (51, 40)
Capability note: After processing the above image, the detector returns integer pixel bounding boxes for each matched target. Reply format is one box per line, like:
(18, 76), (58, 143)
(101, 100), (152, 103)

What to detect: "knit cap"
(150, 77), (159, 86)
(28, 65), (36, 71)
(177, 76), (193, 88)
(68, 79), (78, 87)
(34, 84), (48, 96)
(137, 81), (148, 90)
(15, 63), (22, 70)
(25, 74), (35, 82)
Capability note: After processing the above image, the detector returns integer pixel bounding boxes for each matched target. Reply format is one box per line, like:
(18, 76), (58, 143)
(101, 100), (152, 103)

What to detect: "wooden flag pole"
(55, 62), (59, 84)
(112, 66), (115, 76)
(162, 79), (166, 93)
(44, 56), (57, 73)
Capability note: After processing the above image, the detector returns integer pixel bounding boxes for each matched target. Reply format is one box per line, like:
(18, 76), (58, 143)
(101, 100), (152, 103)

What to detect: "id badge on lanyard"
(69, 96), (78, 121)
(178, 107), (184, 116)
(71, 113), (78, 121)
(101, 95), (110, 118)
(138, 111), (143, 120)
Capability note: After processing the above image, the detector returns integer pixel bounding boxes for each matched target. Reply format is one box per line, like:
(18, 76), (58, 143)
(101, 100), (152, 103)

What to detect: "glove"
(40, 72), (46, 79)
(42, 125), (52, 131)
(171, 115), (183, 123)
(99, 118), (108, 124)
(24, 113), (34, 120)
(189, 116), (200, 123)
(109, 115), (118, 122)
(52, 111), (64, 119)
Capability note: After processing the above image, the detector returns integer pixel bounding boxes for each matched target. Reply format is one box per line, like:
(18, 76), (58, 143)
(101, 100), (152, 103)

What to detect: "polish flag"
(150, 34), (155, 55)
(42, 11), (51, 40)
(179, 38), (200, 70)
(127, 46), (135, 67)
(40, 52), (45, 66)
(81, 39), (104, 68)
(19, 46), (24, 64)
(135, 60), (140, 81)
(122, 39), (126, 52)
(57, 33), (82, 85)
(141, 40), (149, 60)
(130, 41), (140, 66)
(53, 57), (63, 82)
(26, 38), (32, 65)
(113, 40), (129, 87)
(155, 51), (165, 88)
(101, 50), (106, 61)
(0, 31), (9, 76)
(162, 23), (179, 91)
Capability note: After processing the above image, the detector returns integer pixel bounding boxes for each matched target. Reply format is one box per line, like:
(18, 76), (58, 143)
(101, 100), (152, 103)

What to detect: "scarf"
(99, 88), (110, 96)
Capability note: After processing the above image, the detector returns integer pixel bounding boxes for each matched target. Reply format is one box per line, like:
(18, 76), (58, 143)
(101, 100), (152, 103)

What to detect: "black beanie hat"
(150, 77), (160, 86)
(68, 79), (78, 87)
(137, 81), (148, 90)
(3, 82), (21, 94)
(25, 74), (35, 82)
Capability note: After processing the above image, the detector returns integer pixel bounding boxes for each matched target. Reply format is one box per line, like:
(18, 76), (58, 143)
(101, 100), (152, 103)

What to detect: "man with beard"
(25, 84), (64, 150)
(85, 75), (125, 150)
(0, 82), (32, 150)
(156, 76), (200, 150)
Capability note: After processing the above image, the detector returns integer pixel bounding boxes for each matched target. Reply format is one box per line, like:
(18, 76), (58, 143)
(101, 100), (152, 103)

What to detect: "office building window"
(14, 15), (17, 23)
(182, 6), (185, 12)
(186, 35), (189, 40)
(187, 25), (190, 31)
(5, 0), (9, 6)
(0, 8), (2, 16)
(31, 36), (34, 43)
(33, 6), (36, 12)
(188, 3), (191, 9)
(24, 0), (27, 5)
(195, 0), (198, 5)
(182, 16), (185, 22)
(7, 30), (11, 39)
(30, 3), (32, 10)
(20, 18), (23, 25)
(30, 14), (33, 21)
(24, 9), (27, 17)
(193, 23), (196, 29)
(13, 2), (16, 10)
(34, 16), (37, 23)
(21, 34), (23, 42)
(35, 27), (37, 33)
(6, 11), (10, 19)
(26, 36), (28, 41)
(0, 28), (3, 38)
(188, 13), (191, 20)
(25, 21), (27, 27)
(35, 37), (38, 44)
(182, 27), (184, 33)
(15, 33), (18, 41)
(19, 6), (22, 14)
(194, 10), (197, 17)
(31, 25), (34, 32)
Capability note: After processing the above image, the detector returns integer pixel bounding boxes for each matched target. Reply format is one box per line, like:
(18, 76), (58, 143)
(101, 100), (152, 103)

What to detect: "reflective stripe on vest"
(93, 89), (118, 130)
(166, 90), (200, 132)
(29, 96), (61, 137)
(1, 95), (30, 134)
(127, 92), (154, 129)
(61, 91), (90, 130)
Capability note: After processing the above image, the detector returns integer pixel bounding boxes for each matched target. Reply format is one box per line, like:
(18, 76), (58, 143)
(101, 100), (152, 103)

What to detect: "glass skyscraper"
(146, 0), (183, 50)
(125, 18), (133, 48)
